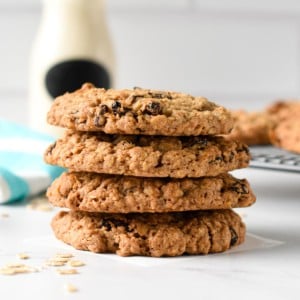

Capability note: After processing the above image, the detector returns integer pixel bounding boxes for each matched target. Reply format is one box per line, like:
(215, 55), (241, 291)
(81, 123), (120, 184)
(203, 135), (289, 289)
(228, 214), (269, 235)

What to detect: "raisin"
(197, 138), (209, 149)
(103, 218), (133, 232)
(229, 183), (247, 194)
(100, 104), (109, 114)
(181, 137), (209, 149)
(143, 102), (161, 115)
(133, 233), (147, 240)
(237, 145), (249, 154)
(118, 107), (131, 117)
(110, 218), (125, 227)
(229, 184), (238, 193)
(181, 137), (197, 147)
(155, 156), (163, 168)
(230, 227), (238, 246)
(101, 219), (112, 231)
(132, 112), (139, 121)
(112, 101), (122, 114)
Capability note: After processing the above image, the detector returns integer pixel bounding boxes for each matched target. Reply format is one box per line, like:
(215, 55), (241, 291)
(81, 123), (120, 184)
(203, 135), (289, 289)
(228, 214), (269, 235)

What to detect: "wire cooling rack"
(250, 146), (300, 172)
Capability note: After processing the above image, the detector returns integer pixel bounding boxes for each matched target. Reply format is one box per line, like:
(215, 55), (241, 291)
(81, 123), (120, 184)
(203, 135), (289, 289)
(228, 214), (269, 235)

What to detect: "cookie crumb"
(67, 260), (85, 267)
(18, 253), (30, 260)
(64, 283), (78, 293)
(57, 268), (78, 275)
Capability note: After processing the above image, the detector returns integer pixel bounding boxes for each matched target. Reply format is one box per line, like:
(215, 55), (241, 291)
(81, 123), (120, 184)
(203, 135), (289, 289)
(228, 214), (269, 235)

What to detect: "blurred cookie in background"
(225, 110), (274, 146)
(267, 100), (300, 154)
(269, 117), (300, 154)
(266, 100), (300, 120)
(226, 100), (300, 154)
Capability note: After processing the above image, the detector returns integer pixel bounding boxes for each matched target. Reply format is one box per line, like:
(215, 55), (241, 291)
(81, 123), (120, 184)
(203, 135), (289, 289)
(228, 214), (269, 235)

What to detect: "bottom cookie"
(52, 210), (245, 257)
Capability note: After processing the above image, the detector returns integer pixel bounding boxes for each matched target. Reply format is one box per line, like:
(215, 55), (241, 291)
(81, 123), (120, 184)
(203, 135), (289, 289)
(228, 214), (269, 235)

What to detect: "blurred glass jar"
(29, 0), (115, 136)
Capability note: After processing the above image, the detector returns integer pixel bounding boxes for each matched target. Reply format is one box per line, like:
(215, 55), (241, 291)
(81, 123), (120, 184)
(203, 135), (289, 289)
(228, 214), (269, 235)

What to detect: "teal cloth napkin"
(0, 120), (63, 204)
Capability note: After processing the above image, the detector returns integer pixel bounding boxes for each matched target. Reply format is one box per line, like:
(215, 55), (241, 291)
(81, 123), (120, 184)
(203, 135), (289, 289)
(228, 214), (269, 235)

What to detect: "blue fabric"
(0, 167), (29, 202)
(0, 119), (64, 204)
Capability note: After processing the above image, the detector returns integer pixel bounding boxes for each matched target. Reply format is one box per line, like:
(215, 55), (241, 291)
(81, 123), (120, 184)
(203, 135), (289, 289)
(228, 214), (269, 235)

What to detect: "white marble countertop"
(1, 167), (300, 300)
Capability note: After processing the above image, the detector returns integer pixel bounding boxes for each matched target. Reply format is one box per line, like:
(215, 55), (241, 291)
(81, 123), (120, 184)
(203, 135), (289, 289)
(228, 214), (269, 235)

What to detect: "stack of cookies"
(45, 83), (256, 257)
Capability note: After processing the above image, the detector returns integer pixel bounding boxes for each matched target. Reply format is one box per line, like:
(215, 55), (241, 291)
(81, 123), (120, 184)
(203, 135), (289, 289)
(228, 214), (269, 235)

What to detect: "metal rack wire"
(250, 146), (300, 172)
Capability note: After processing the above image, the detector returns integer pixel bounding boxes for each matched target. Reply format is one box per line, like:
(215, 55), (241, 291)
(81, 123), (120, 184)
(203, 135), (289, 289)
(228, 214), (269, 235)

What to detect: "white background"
(1, 0), (300, 123)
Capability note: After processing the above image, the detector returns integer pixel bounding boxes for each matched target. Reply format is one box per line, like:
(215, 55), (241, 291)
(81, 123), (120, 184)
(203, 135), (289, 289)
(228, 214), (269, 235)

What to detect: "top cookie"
(47, 83), (234, 136)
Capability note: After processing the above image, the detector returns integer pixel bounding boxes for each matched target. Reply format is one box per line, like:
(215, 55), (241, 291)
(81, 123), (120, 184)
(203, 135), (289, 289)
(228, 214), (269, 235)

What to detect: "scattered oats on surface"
(64, 283), (78, 293)
(0, 213), (9, 218)
(55, 253), (73, 259)
(26, 196), (53, 212)
(57, 268), (78, 275)
(52, 257), (70, 263)
(18, 253), (30, 260)
(45, 253), (76, 267)
(45, 260), (66, 267)
(67, 260), (85, 267)
(0, 268), (16, 275)
(5, 263), (26, 268)
(0, 263), (38, 275)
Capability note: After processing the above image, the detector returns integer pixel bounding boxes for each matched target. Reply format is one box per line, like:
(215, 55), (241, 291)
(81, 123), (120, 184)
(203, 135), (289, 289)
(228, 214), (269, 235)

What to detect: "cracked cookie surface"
(47, 83), (234, 136)
(44, 131), (250, 178)
(51, 209), (245, 257)
(47, 172), (256, 213)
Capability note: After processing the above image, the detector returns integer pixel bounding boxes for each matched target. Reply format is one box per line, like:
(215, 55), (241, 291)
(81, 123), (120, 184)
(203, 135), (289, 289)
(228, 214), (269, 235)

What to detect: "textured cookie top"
(47, 83), (234, 136)
(47, 172), (256, 213)
(44, 131), (250, 178)
(52, 209), (245, 257)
